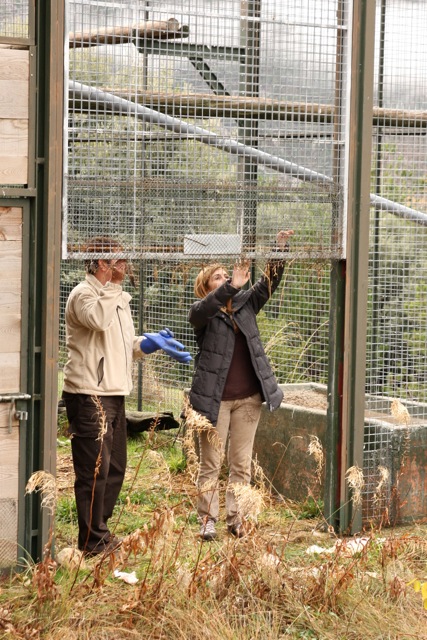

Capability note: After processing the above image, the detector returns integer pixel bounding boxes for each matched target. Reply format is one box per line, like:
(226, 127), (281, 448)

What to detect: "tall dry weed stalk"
(81, 396), (108, 554)
(230, 483), (264, 525)
(145, 449), (173, 493)
(345, 465), (365, 508)
(373, 465), (390, 506)
(25, 471), (59, 603)
(307, 435), (324, 483)
(25, 470), (57, 516)
(182, 398), (221, 482)
(390, 398), (411, 425)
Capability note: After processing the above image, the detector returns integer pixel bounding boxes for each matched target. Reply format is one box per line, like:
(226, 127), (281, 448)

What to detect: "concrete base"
(253, 383), (427, 525)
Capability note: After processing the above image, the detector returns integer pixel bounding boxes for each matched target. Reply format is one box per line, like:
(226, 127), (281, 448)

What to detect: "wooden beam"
(70, 88), (427, 129)
(69, 19), (189, 48)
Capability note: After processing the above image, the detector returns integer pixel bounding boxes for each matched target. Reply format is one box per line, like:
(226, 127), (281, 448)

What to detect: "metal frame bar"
(324, 0), (349, 532)
(238, 0), (261, 257)
(13, 0), (65, 564)
(17, 199), (32, 565)
(339, 0), (376, 534)
(134, 40), (244, 61)
(187, 57), (231, 97)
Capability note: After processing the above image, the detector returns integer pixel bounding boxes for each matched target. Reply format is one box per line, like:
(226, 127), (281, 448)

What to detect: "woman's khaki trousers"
(197, 393), (262, 527)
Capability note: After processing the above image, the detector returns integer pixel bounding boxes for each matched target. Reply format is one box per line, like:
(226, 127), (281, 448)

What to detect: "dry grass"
(1, 429), (427, 640)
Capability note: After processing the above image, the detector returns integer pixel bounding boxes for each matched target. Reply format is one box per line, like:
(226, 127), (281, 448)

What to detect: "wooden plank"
(69, 19), (187, 48)
(0, 208), (22, 377)
(86, 88), (427, 129)
(0, 80), (28, 119)
(0, 268), (21, 292)
(0, 291), (21, 315)
(0, 119), (28, 155)
(0, 352), (20, 393)
(0, 49), (29, 81)
(0, 243), (22, 262)
(0, 405), (18, 430)
(0, 315), (21, 353)
(0, 428), (19, 500)
(0, 155), (27, 184)
(0, 207), (23, 241)
(0, 277), (21, 296)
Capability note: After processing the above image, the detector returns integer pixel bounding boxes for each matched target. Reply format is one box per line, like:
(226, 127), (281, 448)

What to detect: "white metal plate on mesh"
(183, 234), (241, 256)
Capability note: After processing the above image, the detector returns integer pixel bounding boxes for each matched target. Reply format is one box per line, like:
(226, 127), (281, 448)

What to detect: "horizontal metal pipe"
(69, 80), (332, 185)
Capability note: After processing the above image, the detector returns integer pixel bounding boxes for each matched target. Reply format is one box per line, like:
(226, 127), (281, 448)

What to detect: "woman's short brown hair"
(84, 236), (123, 274)
(194, 263), (227, 299)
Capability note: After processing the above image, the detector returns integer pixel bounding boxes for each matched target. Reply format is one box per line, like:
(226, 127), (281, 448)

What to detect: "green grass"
(2, 431), (427, 640)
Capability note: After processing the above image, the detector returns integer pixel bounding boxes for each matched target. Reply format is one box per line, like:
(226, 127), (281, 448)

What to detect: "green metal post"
(239, 0), (261, 263)
(324, 260), (346, 531)
(324, 0), (347, 531)
(339, 0), (376, 534)
(21, 0), (65, 563)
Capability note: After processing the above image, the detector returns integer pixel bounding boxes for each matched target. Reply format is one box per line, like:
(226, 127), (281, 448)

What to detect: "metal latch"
(0, 393), (31, 433)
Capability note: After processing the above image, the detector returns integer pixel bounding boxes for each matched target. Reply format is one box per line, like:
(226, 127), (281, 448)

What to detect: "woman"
(188, 230), (294, 540)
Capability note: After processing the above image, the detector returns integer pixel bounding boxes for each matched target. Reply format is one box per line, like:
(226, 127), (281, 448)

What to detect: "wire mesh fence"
(0, 0), (29, 39)
(65, 1), (342, 258)
(63, 0), (343, 416)
(364, 0), (427, 520)
(61, 0), (427, 521)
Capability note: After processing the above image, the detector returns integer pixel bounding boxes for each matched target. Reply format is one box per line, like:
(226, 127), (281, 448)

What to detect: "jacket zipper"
(116, 307), (128, 386)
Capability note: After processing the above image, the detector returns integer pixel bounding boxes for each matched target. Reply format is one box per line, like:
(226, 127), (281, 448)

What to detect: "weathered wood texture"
(0, 206), (22, 567)
(69, 18), (188, 48)
(0, 207), (22, 397)
(0, 49), (29, 184)
(0, 416), (19, 500)
(71, 86), (427, 130)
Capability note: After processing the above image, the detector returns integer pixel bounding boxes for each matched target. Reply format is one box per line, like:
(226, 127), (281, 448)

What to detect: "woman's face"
(207, 268), (229, 292)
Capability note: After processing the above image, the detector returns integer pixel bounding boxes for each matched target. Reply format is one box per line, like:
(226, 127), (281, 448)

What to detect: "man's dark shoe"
(82, 536), (122, 557)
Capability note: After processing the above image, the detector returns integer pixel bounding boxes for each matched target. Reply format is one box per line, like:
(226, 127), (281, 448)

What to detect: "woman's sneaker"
(199, 518), (216, 541)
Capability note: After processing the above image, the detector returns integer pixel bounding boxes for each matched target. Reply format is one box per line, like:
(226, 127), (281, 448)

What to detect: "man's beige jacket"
(63, 274), (144, 396)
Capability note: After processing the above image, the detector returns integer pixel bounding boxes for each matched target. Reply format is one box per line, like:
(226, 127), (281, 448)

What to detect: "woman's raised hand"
(231, 259), (251, 289)
(276, 229), (294, 250)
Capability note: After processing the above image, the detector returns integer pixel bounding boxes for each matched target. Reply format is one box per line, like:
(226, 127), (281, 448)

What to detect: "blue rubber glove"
(140, 328), (192, 364)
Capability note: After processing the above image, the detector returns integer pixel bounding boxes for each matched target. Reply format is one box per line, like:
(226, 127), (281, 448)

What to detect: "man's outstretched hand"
(140, 328), (192, 364)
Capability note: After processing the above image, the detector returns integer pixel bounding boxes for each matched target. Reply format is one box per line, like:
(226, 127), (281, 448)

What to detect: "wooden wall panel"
(0, 204), (22, 567)
(0, 49), (29, 185)
(0, 349), (20, 393)
(0, 420), (19, 500)
(0, 80), (28, 119)
(0, 208), (21, 407)
(0, 119), (28, 154)
(0, 49), (29, 81)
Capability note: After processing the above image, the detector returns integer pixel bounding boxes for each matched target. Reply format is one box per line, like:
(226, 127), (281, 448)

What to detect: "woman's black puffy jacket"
(188, 261), (285, 425)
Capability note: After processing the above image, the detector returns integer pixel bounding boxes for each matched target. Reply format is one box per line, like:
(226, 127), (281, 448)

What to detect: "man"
(62, 237), (191, 556)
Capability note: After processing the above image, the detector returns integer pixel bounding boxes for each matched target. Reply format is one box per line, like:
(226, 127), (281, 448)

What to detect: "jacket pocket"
(97, 357), (105, 385)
